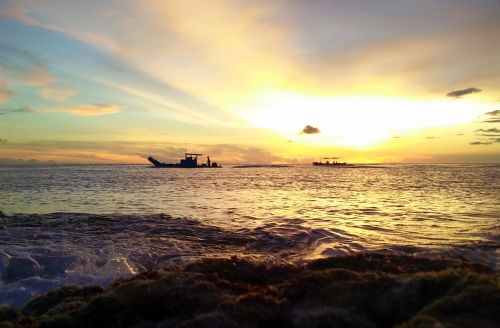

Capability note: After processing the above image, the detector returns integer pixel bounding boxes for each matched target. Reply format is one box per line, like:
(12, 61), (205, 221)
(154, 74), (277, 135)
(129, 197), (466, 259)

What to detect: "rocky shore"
(0, 253), (498, 327)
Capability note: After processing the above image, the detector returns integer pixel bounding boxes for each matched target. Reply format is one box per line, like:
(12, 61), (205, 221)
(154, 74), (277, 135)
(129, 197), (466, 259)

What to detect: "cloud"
(41, 86), (78, 102)
(0, 138), (7, 143)
(0, 87), (13, 103)
(470, 127), (500, 145)
(483, 109), (500, 123)
(301, 125), (320, 134)
(12, 107), (34, 113)
(0, 4), (119, 53)
(469, 139), (500, 146)
(22, 67), (53, 86)
(44, 103), (120, 116)
(475, 128), (500, 133)
(0, 157), (43, 165)
(0, 107), (34, 115)
(446, 87), (481, 98)
(0, 140), (289, 164)
(0, 44), (77, 104)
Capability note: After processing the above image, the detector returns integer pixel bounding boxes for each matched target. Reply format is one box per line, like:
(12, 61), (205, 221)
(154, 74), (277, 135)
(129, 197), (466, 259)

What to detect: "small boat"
(312, 157), (353, 167)
(148, 153), (221, 168)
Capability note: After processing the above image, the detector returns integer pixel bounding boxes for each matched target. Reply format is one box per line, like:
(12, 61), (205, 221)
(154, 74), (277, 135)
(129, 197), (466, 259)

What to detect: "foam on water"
(0, 212), (497, 307)
(0, 164), (498, 306)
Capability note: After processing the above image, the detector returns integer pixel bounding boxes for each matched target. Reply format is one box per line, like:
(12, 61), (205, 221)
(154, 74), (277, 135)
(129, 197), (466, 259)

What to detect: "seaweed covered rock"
(0, 253), (498, 327)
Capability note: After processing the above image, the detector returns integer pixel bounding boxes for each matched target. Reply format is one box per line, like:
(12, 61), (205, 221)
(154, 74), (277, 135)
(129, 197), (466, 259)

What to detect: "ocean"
(0, 164), (498, 306)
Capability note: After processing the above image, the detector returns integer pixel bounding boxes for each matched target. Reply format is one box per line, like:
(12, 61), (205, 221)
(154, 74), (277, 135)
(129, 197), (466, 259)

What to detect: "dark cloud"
(486, 110), (500, 116)
(301, 125), (320, 134)
(475, 128), (500, 133)
(470, 126), (500, 145)
(425, 136), (436, 139)
(446, 87), (481, 98)
(469, 139), (500, 146)
(12, 107), (34, 113)
(483, 110), (500, 123)
(0, 107), (34, 114)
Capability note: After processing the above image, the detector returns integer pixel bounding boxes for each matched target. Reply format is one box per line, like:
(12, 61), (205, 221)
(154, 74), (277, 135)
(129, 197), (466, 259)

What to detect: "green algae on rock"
(0, 253), (498, 327)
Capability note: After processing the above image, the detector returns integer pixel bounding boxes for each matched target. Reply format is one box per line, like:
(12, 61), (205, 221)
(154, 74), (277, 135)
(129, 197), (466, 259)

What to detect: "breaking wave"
(0, 212), (497, 307)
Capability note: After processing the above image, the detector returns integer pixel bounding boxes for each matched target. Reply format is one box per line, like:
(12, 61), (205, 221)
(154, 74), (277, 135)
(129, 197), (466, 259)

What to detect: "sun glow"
(237, 91), (488, 148)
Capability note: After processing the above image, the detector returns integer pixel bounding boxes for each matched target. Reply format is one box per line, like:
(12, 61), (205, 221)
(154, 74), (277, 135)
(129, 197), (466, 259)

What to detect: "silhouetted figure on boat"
(207, 156), (211, 167)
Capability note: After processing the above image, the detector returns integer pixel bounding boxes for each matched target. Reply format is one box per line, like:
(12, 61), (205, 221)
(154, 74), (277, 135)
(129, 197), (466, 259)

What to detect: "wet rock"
(23, 285), (104, 316)
(0, 253), (497, 327)
(2, 257), (41, 283)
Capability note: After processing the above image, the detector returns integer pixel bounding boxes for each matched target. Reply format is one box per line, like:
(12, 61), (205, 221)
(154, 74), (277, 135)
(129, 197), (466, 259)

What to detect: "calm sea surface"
(0, 164), (498, 306)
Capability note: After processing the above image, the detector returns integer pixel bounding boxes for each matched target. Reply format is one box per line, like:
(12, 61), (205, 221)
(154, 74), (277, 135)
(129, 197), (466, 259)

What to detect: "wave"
(0, 212), (497, 307)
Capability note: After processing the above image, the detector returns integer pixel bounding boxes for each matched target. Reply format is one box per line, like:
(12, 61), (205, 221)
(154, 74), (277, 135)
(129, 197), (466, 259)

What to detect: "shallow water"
(0, 164), (498, 306)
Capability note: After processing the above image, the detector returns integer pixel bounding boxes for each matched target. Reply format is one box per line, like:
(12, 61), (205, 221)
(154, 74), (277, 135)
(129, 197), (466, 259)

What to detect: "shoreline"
(0, 252), (498, 327)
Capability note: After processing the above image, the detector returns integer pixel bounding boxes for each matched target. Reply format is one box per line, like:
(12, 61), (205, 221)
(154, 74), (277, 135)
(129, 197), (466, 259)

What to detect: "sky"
(0, 0), (499, 164)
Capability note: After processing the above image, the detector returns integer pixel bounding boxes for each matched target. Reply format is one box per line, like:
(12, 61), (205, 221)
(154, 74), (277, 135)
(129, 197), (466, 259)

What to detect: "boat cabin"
(180, 153), (202, 168)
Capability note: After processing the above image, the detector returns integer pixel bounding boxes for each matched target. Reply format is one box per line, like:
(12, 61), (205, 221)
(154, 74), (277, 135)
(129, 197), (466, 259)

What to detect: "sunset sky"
(0, 0), (499, 164)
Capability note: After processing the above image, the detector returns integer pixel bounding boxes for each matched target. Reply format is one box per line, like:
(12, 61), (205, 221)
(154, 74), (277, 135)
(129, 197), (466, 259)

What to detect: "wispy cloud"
(0, 4), (119, 53)
(41, 86), (78, 103)
(0, 87), (13, 103)
(470, 127), (500, 145)
(483, 109), (500, 123)
(0, 107), (34, 115)
(301, 125), (320, 134)
(0, 44), (78, 104)
(469, 139), (500, 146)
(475, 128), (500, 133)
(446, 87), (481, 98)
(45, 103), (120, 117)
(44, 103), (120, 117)
(12, 107), (34, 113)
(22, 67), (53, 86)
(0, 140), (289, 164)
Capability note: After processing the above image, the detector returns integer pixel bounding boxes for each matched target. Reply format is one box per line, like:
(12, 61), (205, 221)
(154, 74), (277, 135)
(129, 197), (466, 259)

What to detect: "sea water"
(0, 164), (498, 306)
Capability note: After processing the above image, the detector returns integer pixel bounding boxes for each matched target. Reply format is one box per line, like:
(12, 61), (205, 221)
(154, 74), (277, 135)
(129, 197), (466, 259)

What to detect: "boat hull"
(312, 162), (353, 167)
(148, 156), (221, 168)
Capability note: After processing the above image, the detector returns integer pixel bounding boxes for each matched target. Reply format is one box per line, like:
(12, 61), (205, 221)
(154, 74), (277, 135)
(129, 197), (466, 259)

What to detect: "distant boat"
(312, 157), (353, 167)
(148, 153), (221, 168)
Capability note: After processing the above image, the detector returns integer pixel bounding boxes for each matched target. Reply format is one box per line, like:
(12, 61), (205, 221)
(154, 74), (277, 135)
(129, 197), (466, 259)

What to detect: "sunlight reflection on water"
(1, 164), (498, 253)
(0, 164), (498, 306)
